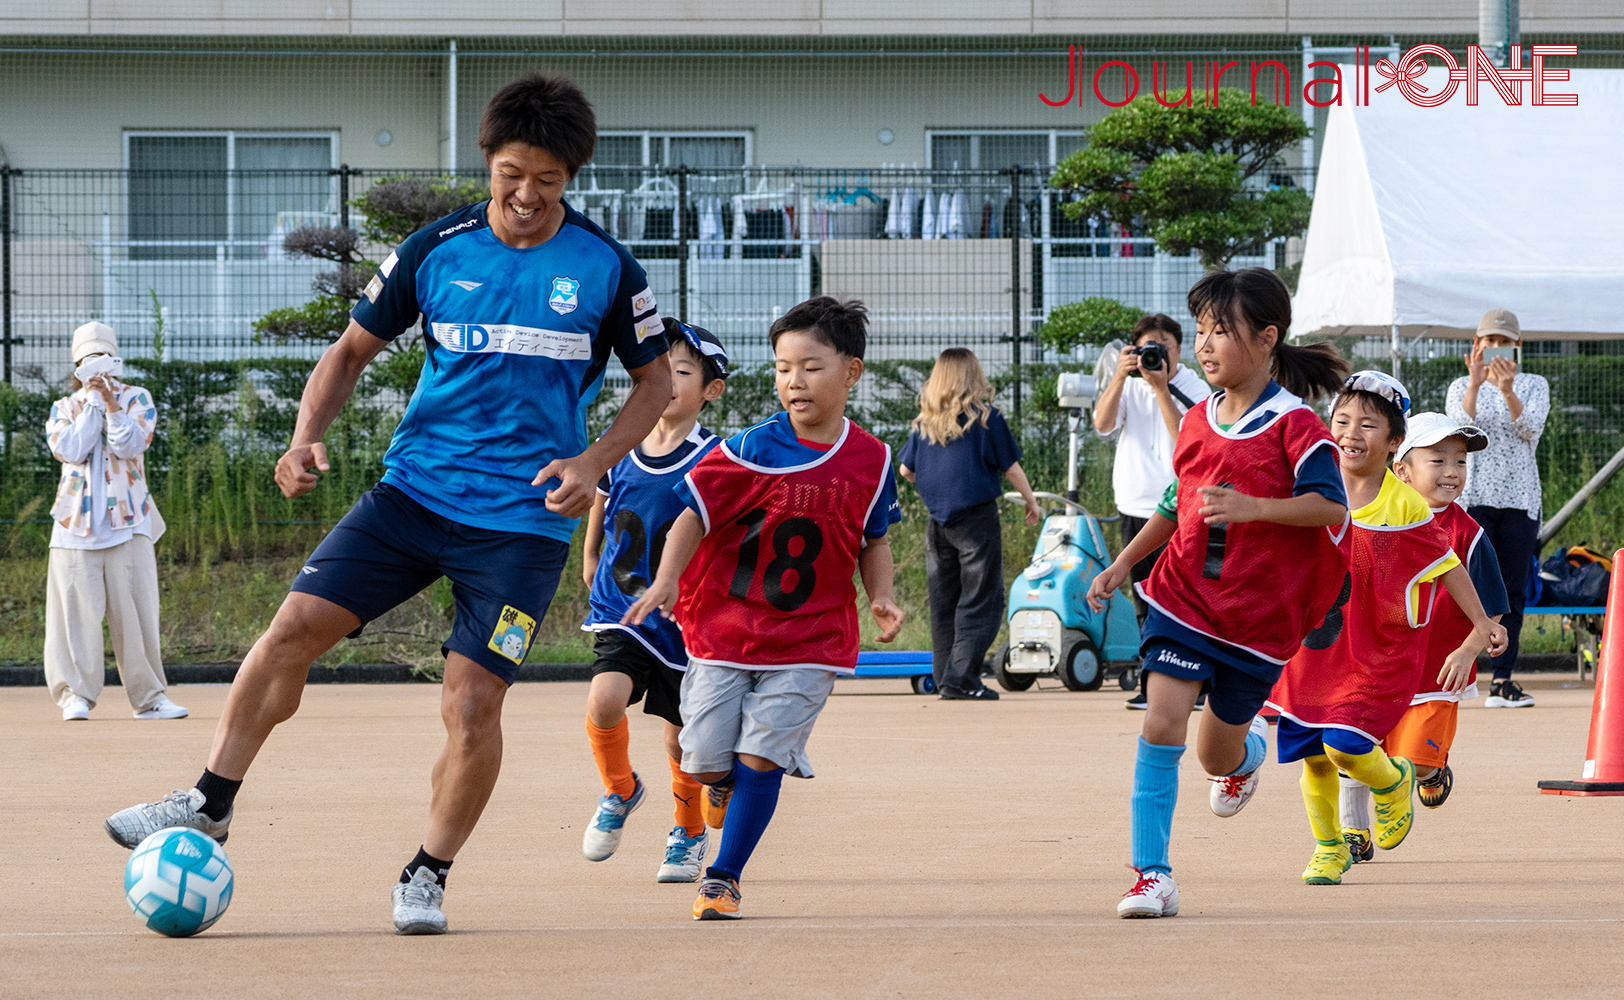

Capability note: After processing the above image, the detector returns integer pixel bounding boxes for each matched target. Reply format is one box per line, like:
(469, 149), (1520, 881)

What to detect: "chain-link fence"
(1, 163), (1620, 556)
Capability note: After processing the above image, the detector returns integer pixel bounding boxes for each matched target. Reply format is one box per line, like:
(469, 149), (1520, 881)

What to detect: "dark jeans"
(1120, 513), (1169, 627)
(1467, 505), (1540, 680)
(926, 500), (1005, 694)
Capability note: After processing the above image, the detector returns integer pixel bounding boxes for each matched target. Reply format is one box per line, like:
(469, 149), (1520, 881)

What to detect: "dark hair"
(1187, 267), (1348, 399)
(477, 74), (596, 177)
(769, 297), (868, 360)
(664, 319), (726, 387)
(1331, 389), (1407, 441)
(1131, 313), (1182, 346)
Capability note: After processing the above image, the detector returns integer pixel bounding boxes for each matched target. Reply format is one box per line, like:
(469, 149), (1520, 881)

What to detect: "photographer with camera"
(1093, 314), (1210, 709)
(1446, 308), (1549, 709)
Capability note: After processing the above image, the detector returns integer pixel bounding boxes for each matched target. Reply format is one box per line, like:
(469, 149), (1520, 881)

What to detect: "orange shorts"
(1382, 700), (1458, 770)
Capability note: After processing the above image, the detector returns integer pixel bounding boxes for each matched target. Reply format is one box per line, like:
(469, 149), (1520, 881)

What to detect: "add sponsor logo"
(430, 322), (591, 361)
(449, 279), (483, 291)
(550, 276), (580, 315)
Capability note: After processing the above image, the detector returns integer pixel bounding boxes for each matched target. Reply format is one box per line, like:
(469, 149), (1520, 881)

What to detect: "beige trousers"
(44, 536), (167, 712)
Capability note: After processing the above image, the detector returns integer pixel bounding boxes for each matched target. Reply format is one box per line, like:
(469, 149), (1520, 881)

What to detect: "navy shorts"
(1275, 717), (1378, 764)
(1138, 640), (1277, 726)
(291, 482), (568, 684)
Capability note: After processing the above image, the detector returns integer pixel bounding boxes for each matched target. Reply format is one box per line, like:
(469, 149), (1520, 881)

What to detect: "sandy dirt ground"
(2, 674), (1620, 1000)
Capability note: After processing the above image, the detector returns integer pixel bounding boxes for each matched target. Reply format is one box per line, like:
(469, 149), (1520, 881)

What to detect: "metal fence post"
(1, 165), (12, 386)
(1010, 165), (1023, 429)
(338, 164), (351, 230)
(676, 164), (689, 321)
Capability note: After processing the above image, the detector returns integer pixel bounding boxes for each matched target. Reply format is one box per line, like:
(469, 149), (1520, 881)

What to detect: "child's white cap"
(1395, 411), (1487, 463)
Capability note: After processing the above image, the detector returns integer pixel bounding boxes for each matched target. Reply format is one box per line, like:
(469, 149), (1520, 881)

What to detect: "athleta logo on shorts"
(550, 276), (580, 315)
(430, 322), (590, 360)
(1154, 648), (1202, 673)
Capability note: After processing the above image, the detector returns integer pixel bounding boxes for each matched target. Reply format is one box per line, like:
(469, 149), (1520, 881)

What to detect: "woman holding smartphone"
(1446, 308), (1549, 709)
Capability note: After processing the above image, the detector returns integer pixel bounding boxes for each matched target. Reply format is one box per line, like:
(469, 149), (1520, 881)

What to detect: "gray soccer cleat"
(393, 867), (448, 935)
(104, 788), (232, 849)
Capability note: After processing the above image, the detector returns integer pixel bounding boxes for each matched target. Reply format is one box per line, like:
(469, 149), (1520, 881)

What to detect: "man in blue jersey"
(103, 74), (673, 936)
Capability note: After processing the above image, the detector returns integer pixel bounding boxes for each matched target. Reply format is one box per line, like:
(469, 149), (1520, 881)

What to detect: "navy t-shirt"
(352, 199), (667, 542)
(899, 407), (1022, 524)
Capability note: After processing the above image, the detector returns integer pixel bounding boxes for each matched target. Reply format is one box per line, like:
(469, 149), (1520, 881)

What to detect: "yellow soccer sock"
(1299, 755), (1342, 846)
(1327, 746), (1403, 794)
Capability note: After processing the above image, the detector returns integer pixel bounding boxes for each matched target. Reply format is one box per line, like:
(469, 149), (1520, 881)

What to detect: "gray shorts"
(678, 662), (837, 779)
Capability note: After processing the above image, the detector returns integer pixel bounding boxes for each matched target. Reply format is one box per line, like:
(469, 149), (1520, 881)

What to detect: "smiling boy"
(623, 296), (904, 921)
(104, 74), (673, 935)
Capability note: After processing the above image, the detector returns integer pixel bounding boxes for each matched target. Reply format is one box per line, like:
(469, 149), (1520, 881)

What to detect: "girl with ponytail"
(1086, 267), (1353, 919)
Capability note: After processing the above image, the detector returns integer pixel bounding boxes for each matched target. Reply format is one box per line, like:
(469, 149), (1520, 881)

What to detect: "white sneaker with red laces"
(1209, 715), (1268, 817)
(1117, 869), (1179, 918)
(1210, 770), (1260, 817)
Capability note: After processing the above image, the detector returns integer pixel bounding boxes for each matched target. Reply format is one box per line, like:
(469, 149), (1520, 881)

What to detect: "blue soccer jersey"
(351, 199), (667, 542)
(583, 424), (722, 669)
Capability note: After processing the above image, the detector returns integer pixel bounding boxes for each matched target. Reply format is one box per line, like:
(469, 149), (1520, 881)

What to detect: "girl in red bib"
(1088, 268), (1352, 919)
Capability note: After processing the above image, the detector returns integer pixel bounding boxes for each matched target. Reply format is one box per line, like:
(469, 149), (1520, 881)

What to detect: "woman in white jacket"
(43, 321), (184, 721)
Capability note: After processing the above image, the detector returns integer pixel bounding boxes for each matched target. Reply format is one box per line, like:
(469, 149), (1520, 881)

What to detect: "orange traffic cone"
(1539, 548), (1624, 796)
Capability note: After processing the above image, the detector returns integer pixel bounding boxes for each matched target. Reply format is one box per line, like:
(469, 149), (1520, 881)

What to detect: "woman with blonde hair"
(899, 348), (1042, 701)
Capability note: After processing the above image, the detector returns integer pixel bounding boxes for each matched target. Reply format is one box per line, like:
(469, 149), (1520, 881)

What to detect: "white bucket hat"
(70, 321), (119, 363)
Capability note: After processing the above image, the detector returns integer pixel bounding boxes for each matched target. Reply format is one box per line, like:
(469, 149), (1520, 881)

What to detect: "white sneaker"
(1209, 715), (1268, 817)
(392, 867), (448, 935)
(62, 696), (91, 721)
(134, 695), (189, 720)
(1485, 679), (1536, 708)
(656, 826), (709, 883)
(1117, 869), (1179, 918)
(582, 775), (645, 862)
(104, 788), (232, 848)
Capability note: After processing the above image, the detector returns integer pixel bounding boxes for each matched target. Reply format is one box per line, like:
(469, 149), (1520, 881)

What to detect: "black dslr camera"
(1126, 340), (1168, 376)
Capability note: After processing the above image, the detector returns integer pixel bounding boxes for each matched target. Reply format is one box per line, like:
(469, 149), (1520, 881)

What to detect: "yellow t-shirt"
(1353, 470), (1461, 620)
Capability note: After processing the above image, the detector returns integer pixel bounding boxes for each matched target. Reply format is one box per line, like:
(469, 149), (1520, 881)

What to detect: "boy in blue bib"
(579, 320), (729, 882)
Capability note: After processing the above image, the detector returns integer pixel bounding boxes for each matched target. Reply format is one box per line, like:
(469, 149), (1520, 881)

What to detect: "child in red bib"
(1337, 412), (1508, 854)
(1088, 268), (1353, 919)
(1268, 375), (1508, 885)
(625, 297), (903, 922)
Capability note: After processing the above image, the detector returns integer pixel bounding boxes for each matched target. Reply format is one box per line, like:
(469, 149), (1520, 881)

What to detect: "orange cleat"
(703, 780), (733, 829)
(693, 874), (742, 920)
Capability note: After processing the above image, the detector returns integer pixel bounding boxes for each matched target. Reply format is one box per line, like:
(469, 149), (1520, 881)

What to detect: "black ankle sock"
(402, 847), (453, 887)
(194, 769), (241, 822)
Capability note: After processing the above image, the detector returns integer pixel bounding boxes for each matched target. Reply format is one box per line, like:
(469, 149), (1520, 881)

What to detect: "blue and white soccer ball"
(123, 827), (234, 937)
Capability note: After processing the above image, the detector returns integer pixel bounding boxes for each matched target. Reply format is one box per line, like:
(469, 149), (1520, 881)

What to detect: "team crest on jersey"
(549, 276), (580, 315)
(488, 605), (537, 665)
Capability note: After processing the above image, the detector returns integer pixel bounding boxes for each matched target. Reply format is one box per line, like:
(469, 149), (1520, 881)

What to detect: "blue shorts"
(1139, 640), (1276, 726)
(290, 483), (568, 684)
(1275, 717), (1378, 763)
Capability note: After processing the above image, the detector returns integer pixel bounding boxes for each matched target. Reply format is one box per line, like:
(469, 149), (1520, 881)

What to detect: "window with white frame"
(125, 131), (338, 260)
(590, 131), (752, 169)
(926, 130), (1087, 170)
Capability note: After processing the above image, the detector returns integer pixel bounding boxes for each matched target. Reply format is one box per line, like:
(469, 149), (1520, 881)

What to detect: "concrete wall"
(1, 1), (1620, 37)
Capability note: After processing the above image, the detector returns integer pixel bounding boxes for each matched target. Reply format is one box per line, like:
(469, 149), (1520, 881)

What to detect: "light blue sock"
(1227, 724), (1268, 777)
(1131, 737), (1185, 874)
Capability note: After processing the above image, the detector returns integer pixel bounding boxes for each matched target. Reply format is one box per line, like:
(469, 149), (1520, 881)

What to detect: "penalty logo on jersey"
(488, 605), (537, 665)
(549, 276), (580, 315)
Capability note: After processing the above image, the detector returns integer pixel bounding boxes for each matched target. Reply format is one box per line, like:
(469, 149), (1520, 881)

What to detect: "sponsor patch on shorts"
(488, 605), (537, 665)
(1152, 646), (1204, 674)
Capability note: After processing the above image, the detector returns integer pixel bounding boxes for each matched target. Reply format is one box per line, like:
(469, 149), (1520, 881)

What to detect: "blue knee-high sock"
(1226, 721), (1268, 777)
(709, 762), (783, 881)
(1131, 737), (1186, 875)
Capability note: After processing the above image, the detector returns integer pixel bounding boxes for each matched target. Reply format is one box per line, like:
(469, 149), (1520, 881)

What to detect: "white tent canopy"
(1292, 68), (1624, 342)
